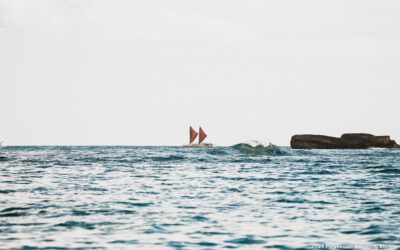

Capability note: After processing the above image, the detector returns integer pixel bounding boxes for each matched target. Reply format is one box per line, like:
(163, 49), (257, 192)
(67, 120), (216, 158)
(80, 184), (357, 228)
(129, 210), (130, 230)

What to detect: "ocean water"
(0, 146), (399, 249)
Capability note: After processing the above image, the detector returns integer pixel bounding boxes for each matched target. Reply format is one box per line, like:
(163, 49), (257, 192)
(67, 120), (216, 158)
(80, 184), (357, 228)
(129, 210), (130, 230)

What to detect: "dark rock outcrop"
(291, 133), (400, 149)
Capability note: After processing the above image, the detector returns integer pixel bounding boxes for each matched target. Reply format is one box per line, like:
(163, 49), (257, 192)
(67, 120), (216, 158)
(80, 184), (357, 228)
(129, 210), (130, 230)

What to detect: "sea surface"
(0, 146), (399, 249)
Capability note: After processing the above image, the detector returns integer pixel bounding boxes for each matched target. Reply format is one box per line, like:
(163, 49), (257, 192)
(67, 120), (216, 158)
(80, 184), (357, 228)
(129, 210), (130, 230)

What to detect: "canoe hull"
(183, 143), (213, 148)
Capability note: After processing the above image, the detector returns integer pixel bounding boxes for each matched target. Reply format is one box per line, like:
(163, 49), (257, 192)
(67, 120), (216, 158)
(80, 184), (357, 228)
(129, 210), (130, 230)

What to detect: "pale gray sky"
(1, 0), (400, 146)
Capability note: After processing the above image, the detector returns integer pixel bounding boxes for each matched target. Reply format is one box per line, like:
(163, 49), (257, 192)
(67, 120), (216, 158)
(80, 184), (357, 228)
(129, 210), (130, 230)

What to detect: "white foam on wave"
(243, 140), (271, 147)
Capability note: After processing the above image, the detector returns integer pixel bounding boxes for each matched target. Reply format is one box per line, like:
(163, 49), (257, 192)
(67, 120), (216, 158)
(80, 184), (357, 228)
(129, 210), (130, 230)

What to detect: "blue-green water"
(0, 146), (399, 249)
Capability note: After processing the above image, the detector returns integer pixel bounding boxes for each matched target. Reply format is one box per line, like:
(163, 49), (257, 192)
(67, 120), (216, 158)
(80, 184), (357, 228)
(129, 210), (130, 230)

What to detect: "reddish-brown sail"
(190, 126), (198, 144)
(198, 127), (207, 144)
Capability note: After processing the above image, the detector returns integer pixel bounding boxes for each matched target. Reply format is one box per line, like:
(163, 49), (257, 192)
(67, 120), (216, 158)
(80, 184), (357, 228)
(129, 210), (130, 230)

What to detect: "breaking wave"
(231, 142), (286, 155)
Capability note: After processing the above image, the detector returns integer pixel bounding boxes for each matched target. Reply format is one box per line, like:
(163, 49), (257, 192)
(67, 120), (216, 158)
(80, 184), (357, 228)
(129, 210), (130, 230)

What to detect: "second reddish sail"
(198, 127), (207, 144)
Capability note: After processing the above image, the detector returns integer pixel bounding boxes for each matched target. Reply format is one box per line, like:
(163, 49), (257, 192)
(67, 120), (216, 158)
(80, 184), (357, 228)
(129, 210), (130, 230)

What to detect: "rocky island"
(291, 133), (400, 149)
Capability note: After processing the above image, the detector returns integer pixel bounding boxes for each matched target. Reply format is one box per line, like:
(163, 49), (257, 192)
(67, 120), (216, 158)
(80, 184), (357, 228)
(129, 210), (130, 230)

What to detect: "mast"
(198, 127), (207, 144)
(190, 126), (198, 144)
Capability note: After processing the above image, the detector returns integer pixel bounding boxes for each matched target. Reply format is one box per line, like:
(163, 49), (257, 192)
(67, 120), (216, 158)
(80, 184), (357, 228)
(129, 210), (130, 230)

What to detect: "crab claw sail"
(198, 127), (207, 144)
(190, 126), (198, 144)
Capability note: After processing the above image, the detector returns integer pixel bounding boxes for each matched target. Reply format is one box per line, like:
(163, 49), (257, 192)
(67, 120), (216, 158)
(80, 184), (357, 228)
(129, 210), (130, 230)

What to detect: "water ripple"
(0, 146), (399, 249)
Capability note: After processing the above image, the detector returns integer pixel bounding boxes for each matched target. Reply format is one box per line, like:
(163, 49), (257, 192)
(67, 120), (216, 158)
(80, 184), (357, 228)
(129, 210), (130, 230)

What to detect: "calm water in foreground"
(0, 146), (399, 249)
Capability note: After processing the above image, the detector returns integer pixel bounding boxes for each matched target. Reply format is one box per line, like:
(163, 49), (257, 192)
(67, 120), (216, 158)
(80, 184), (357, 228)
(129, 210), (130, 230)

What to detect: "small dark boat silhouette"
(183, 126), (213, 147)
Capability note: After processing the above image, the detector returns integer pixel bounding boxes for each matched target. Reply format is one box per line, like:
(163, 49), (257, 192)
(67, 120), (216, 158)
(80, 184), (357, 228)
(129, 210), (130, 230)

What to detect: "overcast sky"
(1, 0), (400, 146)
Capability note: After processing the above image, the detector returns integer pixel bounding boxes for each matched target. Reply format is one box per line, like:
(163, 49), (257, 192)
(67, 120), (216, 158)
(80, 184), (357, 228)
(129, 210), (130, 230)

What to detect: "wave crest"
(231, 142), (285, 155)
